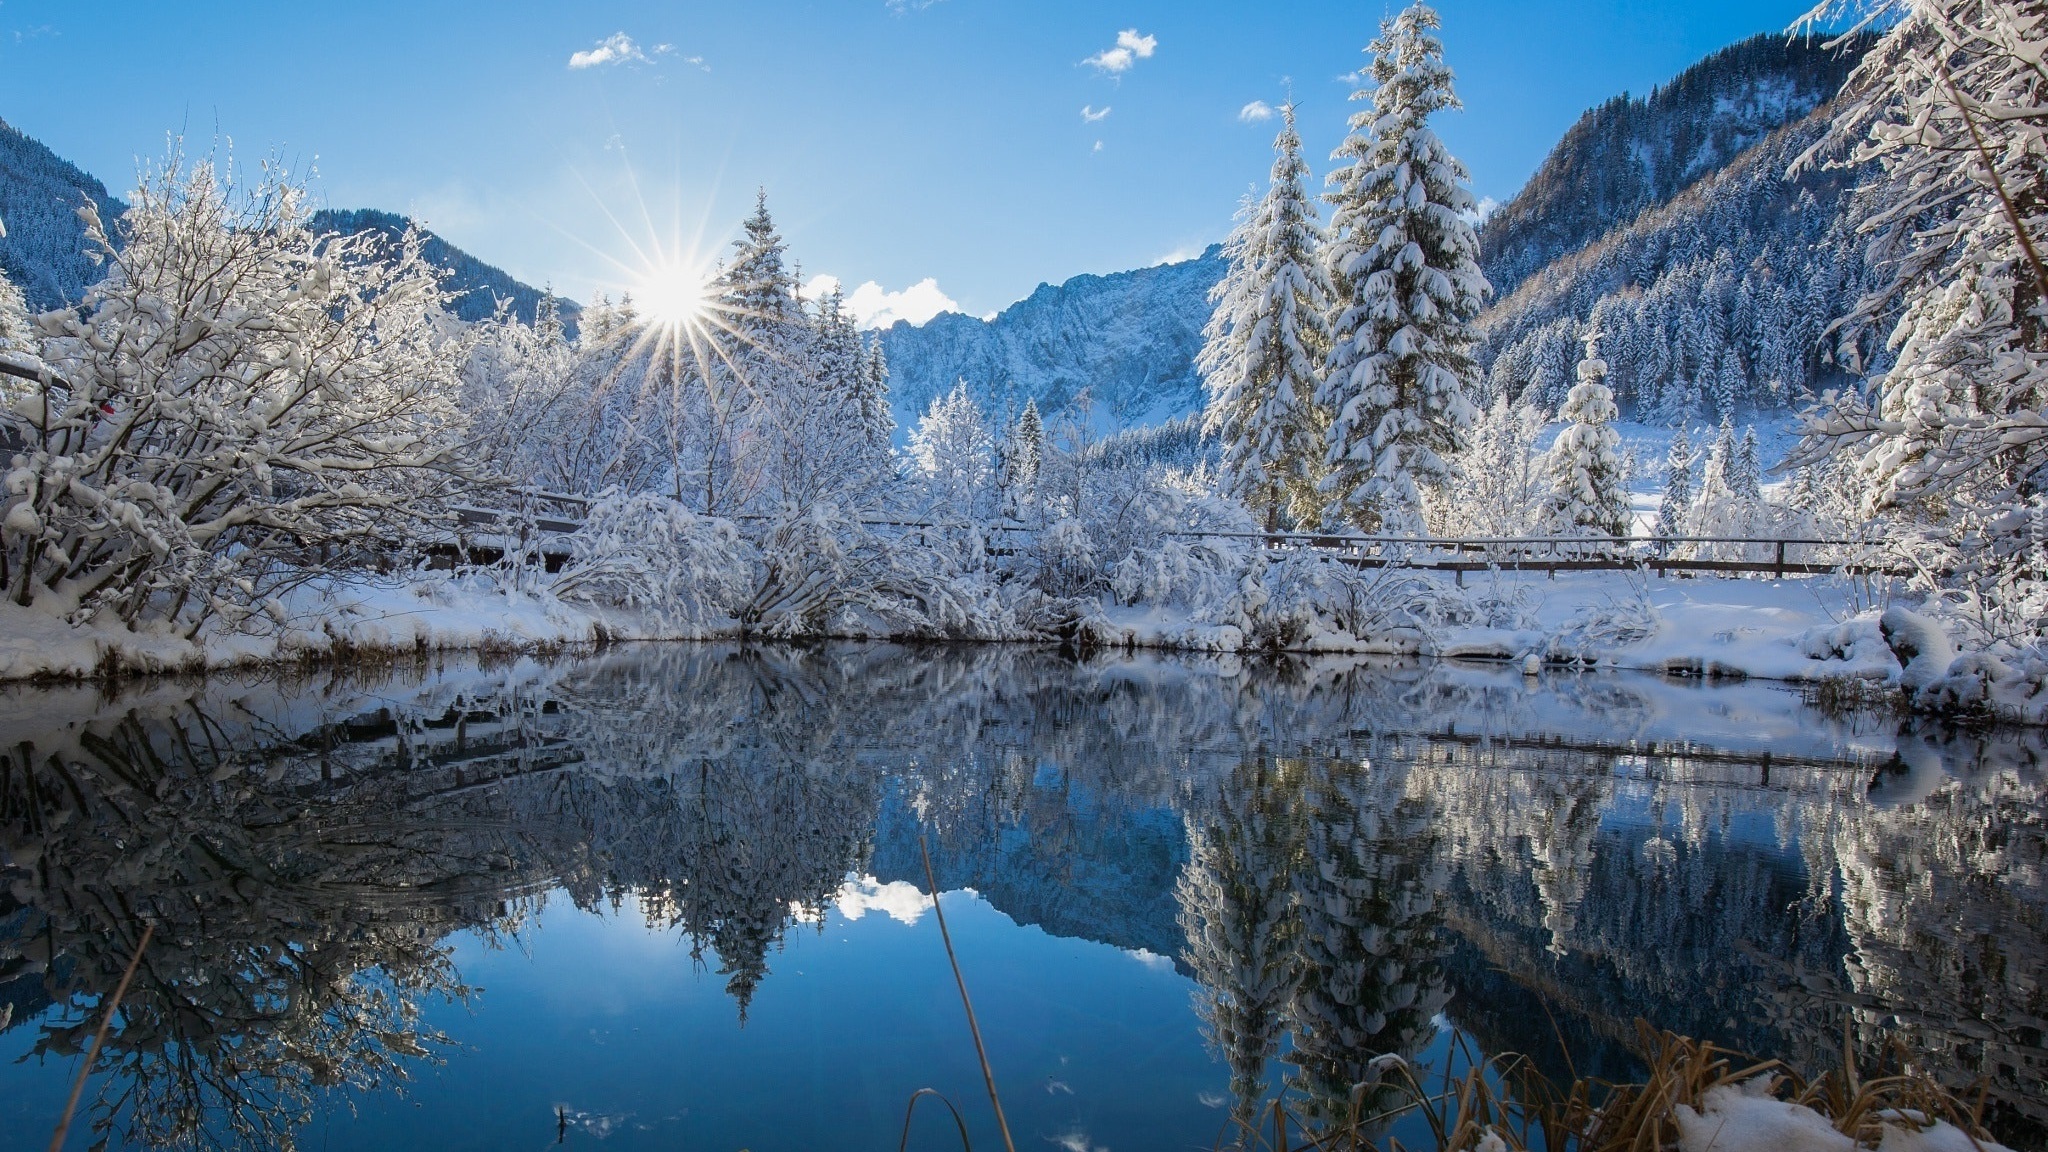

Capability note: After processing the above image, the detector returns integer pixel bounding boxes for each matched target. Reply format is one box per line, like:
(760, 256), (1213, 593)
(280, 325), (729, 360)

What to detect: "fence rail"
(434, 493), (1907, 580)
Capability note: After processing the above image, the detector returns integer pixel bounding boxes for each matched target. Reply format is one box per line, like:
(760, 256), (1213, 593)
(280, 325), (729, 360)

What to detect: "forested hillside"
(1477, 33), (1874, 299)
(0, 118), (128, 311)
(1474, 103), (1884, 420)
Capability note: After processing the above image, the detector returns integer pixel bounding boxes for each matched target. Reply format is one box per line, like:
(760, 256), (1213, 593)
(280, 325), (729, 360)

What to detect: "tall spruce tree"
(1199, 103), (1335, 531)
(1319, 2), (1489, 534)
(1658, 428), (1695, 540)
(858, 333), (895, 450)
(1541, 331), (1632, 541)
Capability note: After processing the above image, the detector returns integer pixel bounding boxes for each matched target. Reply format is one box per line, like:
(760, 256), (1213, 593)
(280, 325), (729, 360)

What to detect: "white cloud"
(885, 0), (945, 10)
(1092, 140), (1104, 153)
(805, 274), (961, 329)
(1464, 195), (1502, 226)
(1238, 100), (1274, 123)
(1336, 70), (1365, 87)
(568, 32), (687, 70)
(1081, 104), (1111, 123)
(834, 876), (932, 925)
(1084, 27), (1156, 73)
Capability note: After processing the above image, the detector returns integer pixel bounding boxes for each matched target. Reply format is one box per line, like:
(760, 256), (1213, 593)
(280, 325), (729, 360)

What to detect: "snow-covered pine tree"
(0, 258), (35, 410)
(1792, 0), (2047, 580)
(1658, 427), (1695, 540)
(858, 333), (895, 450)
(1732, 425), (1763, 504)
(910, 381), (996, 520)
(535, 284), (565, 349)
(712, 191), (864, 510)
(1705, 414), (1737, 497)
(1319, 2), (1489, 535)
(1540, 331), (1632, 542)
(0, 261), (29, 361)
(582, 291), (618, 343)
(1004, 397), (1046, 518)
(1199, 103), (1335, 531)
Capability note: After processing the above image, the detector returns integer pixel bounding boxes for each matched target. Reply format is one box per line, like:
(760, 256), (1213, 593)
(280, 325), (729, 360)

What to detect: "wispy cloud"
(1238, 100), (1274, 123)
(805, 274), (961, 329)
(1092, 140), (1104, 153)
(1081, 104), (1111, 123)
(1463, 196), (1502, 226)
(1084, 28), (1156, 74)
(885, 0), (945, 10)
(569, 32), (687, 70)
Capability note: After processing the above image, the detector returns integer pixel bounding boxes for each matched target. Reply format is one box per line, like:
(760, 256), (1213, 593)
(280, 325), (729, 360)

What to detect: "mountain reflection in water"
(0, 644), (2042, 1150)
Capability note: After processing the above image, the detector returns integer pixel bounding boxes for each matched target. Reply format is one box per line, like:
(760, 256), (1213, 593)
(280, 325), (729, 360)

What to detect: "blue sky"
(0, 0), (1820, 323)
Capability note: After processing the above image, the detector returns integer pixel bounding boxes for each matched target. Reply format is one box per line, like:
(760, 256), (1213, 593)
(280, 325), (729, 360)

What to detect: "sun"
(635, 264), (711, 329)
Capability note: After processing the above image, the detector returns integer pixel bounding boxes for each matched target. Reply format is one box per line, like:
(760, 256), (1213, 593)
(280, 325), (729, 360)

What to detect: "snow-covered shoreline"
(11, 565), (2022, 724)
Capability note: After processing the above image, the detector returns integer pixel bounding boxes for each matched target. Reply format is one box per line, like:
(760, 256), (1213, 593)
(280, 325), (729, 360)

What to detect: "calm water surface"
(0, 644), (2042, 1150)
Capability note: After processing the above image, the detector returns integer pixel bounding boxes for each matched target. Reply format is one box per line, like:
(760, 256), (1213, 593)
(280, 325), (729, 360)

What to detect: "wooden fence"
(433, 491), (1904, 581)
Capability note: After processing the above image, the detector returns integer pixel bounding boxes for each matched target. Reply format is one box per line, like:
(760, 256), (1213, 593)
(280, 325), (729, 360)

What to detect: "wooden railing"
(1169, 531), (1907, 579)
(431, 492), (1904, 580)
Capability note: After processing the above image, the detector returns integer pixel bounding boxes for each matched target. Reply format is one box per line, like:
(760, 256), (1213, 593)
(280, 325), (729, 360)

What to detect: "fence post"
(1774, 539), (1786, 578)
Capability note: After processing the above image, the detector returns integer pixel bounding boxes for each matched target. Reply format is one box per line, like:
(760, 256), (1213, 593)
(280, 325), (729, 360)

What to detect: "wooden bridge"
(433, 490), (1902, 581)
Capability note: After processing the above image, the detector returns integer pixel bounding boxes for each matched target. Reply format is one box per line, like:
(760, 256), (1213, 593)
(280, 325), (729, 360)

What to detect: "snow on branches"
(1200, 103), (1335, 531)
(1793, 0), (2048, 568)
(1539, 331), (1632, 542)
(1320, 1), (1489, 535)
(1, 158), (476, 636)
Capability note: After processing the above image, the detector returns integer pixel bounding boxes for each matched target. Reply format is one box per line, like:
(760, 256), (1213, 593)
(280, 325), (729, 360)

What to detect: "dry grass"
(1197, 1022), (2003, 1152)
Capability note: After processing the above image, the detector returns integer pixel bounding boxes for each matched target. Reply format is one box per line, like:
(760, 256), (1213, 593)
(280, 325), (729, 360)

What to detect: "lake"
(0, 644), (2041, 1150)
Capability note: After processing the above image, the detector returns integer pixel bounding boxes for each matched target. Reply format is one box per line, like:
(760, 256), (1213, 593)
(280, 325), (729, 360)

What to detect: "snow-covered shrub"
(550, 491), (750, 628)
(1543, 572), (1658, 664)
(1109, 536), (1248, 614)
(1246, 553), (1473, 652)
(0, 159), (476, 636)
(1440, 387), (1547, 537)
(1018, 455), (1257, 608)
(739, 502), (1012, 639)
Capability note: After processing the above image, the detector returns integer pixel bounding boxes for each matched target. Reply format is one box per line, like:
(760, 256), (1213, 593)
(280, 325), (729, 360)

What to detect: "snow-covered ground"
(1092, 567), (1897, 682)
(0, 565), (1894, 688)
(0, 570), (691, 681)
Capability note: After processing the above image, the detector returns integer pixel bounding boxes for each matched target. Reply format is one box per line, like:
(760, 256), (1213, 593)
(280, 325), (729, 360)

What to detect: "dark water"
(0, 644), (2042, 1151)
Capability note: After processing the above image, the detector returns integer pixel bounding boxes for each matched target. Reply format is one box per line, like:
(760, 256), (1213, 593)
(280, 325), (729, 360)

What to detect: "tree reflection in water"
(0, 646), (2041, 1150)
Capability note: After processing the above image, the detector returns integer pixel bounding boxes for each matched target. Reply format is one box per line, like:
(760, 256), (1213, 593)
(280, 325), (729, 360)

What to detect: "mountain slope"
(0, 118), (129, 312)
(1477, 32), (1875, 300)
(879, 34), (1870, 431)
(310, 208), (578, 330)
(878, 247), (1225, 429)
(1473, 99), (1882, 420)
(0, 118), (574, 327)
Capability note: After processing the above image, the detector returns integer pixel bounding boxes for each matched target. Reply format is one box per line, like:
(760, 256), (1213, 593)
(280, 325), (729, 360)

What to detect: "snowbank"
(1673, 1079), (2014, 1152)
(0, 569), (710, 682)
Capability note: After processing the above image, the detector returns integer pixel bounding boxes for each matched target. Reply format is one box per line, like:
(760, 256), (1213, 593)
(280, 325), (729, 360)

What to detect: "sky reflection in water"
(0, 644), (2041, 1150)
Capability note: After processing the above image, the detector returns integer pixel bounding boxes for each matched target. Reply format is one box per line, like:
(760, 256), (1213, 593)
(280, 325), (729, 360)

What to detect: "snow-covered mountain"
(878, 32), (1875, 430)
(0, 117), (128, 312)
(1477, 32), (1873, 300)
(0, 118), (575, 327)
(877, 246), (1224, 430)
